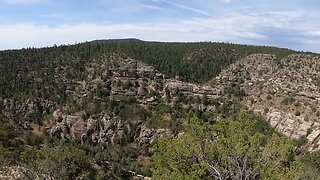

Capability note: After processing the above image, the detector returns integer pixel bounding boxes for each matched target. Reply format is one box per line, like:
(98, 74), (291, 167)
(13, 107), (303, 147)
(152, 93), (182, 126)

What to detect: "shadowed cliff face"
(212, 53), (320, 151)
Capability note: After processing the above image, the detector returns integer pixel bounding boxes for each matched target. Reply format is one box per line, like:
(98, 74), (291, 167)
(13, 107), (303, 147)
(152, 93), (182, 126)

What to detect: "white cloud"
(0, 18), (265, 49)
(0, 23), (206, 49)
(151, 0), (209, 16)
(0, 9), (319, 52)
(141, 4), (164, 11)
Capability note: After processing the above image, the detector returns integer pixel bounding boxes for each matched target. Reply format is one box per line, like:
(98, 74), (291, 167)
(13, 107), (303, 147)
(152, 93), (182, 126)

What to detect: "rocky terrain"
(3, 52), (320, 152)
(2, 40), (320, 179)
(46, 55), (224, 146)
(49, 109), (170, 146)
(3, 50), (320, 154)
(0, 54), (223, 150)
(212, 53), (320, 151)
(0, 166), (54, 180)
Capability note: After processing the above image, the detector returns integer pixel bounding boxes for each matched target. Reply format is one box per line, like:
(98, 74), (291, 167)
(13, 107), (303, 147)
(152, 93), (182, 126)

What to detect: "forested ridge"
(0, 39), (320, 179)
(0, 39), (295, 98)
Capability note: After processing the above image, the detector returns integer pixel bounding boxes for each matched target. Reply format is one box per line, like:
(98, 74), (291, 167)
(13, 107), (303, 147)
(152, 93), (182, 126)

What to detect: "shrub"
(282, 96), (295, 105)
(294, 101), (301, 107)
(266, 94), (272, 100)
(311, 105), (317, 113)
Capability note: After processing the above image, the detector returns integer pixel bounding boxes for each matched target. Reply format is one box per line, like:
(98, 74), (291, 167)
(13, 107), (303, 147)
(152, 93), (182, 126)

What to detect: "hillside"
(1, 39), (320, 179)
(211, 54), (320, 151)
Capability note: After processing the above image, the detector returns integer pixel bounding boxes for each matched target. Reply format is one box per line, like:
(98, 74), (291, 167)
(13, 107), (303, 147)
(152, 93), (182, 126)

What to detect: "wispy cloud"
(183, 10), (320, 51)
(0, 23), (194, 49)
(151, 0), (209, 16)
(0, 1), (320, 52)
(141, 4), (163, 11)
(2, 9), (320, 52)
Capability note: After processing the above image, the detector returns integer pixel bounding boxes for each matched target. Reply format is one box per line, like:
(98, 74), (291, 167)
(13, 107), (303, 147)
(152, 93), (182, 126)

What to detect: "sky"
(0, 0), (320, 52)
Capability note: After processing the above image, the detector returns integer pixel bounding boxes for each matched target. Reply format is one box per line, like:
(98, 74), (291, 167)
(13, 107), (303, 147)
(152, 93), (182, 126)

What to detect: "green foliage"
(42, 146), (94, 179)
(0, 116), (23, 167)
(0, 39), (318, 179)
(115, 103), (150, 121)
(292, 135), (308, 148)
(0, 144), (16, 167)
(123, 80), (133, 90)
(0, 119), (18, 147)
(282, 96), (295, 105)
(0, 39), (296, 103)
(155, 103), (172, 115)
(224, 83), (246, 97)
(299, 151), (320, 179)
(152, 110), (304, 179)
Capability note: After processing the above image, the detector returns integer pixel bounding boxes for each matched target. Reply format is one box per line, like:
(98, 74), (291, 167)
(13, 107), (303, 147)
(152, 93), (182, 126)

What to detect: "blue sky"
(0, 0), (320, 52)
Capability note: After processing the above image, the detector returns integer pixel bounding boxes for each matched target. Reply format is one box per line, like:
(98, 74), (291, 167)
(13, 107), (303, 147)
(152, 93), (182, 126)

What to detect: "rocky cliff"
(49, 109), (170, 146)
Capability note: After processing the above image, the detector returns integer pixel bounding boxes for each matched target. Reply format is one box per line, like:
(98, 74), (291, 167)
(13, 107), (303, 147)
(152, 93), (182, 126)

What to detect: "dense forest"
(0, 39), (320, 179)
(0, 39), (295, 98)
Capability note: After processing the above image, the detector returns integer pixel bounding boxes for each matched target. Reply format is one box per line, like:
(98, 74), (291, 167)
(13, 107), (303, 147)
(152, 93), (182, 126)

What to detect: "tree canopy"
(152, 110), (304, 180)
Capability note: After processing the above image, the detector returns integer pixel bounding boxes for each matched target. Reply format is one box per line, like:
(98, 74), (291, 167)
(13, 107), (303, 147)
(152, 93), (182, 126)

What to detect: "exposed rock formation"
(0, 166), (53, 180)
(4, 53), (320, 152)
(49, 109), (171, 146)
(213, 53), (320, 151)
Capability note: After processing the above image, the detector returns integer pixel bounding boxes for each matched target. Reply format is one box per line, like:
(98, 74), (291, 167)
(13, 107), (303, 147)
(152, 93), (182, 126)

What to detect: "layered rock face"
(106, 57), (220, 104)
(214, 54), (320, 151)
(1, 55), (221, 147)
(49, 109), (171, 146)
(45, 56), (220, 146)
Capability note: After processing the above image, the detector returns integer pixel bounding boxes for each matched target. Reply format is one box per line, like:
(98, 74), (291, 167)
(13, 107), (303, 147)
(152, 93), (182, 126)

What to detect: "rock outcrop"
(213, 54), (320, 151)
(49, 109), (171, 146)
(4, 52), (320, 152)
(0, 166), (53, 180)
